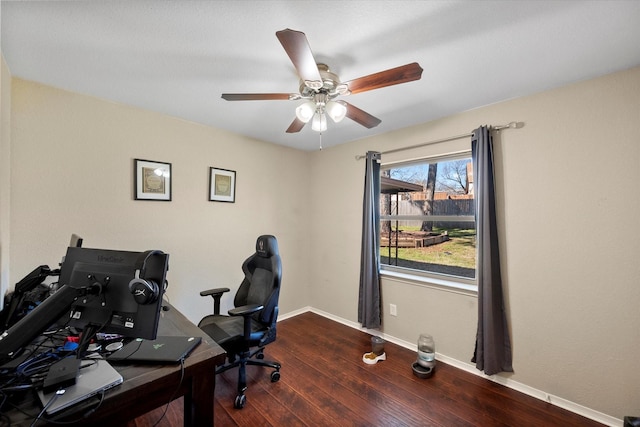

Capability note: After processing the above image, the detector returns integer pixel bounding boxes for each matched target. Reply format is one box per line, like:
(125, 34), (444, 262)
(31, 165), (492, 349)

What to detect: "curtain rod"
(355, 121), (522, 160)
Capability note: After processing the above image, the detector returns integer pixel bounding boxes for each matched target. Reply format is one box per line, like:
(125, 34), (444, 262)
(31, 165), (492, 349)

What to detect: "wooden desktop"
(4, 305), (226, 426)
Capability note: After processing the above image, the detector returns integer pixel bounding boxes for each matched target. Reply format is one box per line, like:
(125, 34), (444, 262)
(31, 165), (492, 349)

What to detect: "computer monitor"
(0, 246), (169, 362)
(59, 247), (169, 342)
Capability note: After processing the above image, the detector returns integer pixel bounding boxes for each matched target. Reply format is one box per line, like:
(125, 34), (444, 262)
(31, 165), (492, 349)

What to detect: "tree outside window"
(380, 154), (476, 280)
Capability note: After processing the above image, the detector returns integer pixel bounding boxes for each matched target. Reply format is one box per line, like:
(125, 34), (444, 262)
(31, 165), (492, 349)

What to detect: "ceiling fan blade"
(286, 117), (307, 133)
(344, 102), (382, 129)
(276, 29), (322, 88)
(343, 62), (423, 95)
(221, 93), (293, 101)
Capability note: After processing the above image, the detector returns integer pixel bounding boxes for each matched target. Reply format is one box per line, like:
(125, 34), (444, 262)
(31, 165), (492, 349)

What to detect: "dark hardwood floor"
(128, 312), (604, 426)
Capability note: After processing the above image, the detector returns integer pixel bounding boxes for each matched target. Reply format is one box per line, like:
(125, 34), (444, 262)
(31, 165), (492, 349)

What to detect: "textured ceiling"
(2, 1), (640, 151)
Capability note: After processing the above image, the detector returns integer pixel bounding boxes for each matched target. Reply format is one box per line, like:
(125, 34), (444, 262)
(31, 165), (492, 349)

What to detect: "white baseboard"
(279, 307), (622, 427)
(277, 306), (311, 321)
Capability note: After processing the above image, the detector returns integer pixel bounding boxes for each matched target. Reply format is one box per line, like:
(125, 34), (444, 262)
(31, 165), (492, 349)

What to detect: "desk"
(4, 305), (226, 426)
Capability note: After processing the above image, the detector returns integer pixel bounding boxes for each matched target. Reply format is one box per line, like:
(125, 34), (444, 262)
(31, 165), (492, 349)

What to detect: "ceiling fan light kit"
(295, 97), (346, 132)
(326, 100), (347, 123)
(295, 101), (315, 123)
(312, 112), (327, 132)
(221, 28), (423, 137)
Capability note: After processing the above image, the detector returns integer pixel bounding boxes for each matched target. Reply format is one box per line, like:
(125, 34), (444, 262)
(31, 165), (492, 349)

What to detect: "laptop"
(106, 336), (201, 364)
(37, 359), (123, 415)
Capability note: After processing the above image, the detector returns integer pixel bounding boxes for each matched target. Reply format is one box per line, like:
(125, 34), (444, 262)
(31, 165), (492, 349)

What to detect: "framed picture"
(134, 159), (172, 201)
(209, 167), (236, 203)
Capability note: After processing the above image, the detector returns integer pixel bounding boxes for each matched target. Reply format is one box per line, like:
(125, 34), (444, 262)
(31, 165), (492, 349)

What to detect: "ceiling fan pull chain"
(319, 132), (323, 151)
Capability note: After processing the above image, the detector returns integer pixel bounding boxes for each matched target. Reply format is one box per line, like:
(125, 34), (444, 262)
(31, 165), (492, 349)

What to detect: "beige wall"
(9, 78), (311, 321)
(308, 66), (640, 421)
(0, 54), (11, 306)
(5, 65), (639, 422)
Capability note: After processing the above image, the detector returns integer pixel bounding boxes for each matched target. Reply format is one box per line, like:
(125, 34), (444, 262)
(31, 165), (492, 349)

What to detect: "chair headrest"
(256, 235), (278, 258)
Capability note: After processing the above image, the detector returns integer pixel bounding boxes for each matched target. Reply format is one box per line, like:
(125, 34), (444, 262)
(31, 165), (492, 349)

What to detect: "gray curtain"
(358, 151), (382, 329)
(471, 126), (513, 375)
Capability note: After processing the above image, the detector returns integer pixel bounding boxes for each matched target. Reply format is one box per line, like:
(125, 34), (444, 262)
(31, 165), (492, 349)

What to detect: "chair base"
(216, 347), (281, 409)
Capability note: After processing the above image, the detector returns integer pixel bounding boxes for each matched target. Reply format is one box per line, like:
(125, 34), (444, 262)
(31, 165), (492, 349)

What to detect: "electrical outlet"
(390, 304), (397, 316)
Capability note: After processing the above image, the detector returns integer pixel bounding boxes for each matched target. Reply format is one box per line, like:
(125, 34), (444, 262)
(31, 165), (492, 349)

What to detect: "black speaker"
(128, 250), (163, 305)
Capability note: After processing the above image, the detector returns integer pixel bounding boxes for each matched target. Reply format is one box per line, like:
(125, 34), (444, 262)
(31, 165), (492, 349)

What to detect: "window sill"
(380, 268), (478, 296)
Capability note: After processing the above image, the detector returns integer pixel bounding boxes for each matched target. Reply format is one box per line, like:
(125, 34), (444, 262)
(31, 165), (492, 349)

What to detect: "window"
(380, 152), (476, 288)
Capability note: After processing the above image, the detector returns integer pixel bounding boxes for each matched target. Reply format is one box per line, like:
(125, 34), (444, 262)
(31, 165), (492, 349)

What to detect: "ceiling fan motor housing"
(299, 64), (346, 99)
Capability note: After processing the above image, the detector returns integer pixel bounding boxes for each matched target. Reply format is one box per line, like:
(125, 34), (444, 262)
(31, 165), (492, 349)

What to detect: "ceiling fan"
(222, 29), (423, 134)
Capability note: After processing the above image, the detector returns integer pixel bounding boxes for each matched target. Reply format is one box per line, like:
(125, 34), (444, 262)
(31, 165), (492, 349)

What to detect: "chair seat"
(198, 314), (267, 349)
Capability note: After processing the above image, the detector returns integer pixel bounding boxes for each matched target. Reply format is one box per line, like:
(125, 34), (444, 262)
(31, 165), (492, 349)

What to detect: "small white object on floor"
(362, 352), (386, 365)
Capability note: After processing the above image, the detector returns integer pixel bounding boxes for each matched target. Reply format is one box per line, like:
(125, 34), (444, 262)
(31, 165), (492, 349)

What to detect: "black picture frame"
(209, 167), (236, 203)
(134, 159), (172, 201)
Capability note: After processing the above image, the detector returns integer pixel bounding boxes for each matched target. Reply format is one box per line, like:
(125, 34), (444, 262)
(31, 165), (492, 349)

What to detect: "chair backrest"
(233, 235), (282, 327)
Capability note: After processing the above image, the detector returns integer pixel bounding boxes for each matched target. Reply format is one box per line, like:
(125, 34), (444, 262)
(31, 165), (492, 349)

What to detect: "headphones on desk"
(129, 250), (164, 305)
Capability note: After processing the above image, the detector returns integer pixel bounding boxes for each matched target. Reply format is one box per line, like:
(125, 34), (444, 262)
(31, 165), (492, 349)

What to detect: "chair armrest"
(229, 304), (264, 342)
(228, 304), (263, 317)
(200, 287), (231, 315)
(199, 287), (230, 297)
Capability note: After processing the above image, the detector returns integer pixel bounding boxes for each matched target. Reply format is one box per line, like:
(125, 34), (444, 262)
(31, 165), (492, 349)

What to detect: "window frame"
(379, 150), (478, 294)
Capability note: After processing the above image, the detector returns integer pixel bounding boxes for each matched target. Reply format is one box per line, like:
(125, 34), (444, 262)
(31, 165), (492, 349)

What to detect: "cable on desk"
(0, 391), (8, 420)
(31, 389), (65, 427)
(0, 334), (103, 425)
(152, 357), (186, 427)
(17, 351), (61, 378)
(29, 388), (106, 426)
(0, 328), (71, 395)
(111, 338), (143, 361)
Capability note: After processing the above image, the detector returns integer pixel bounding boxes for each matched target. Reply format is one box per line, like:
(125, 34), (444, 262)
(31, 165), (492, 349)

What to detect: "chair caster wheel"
(234, 394), (246, 409)
(271, 371), (280, 382)
(257, 353), (265, 359)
